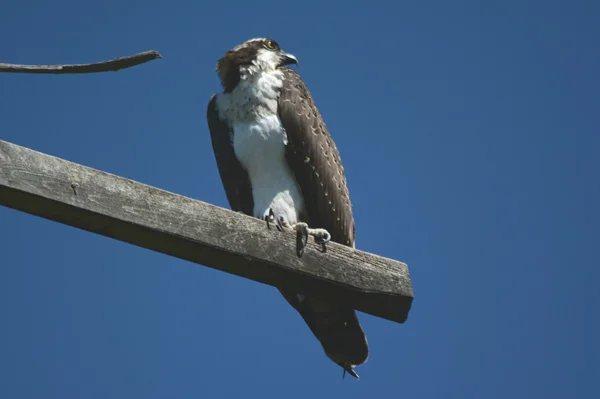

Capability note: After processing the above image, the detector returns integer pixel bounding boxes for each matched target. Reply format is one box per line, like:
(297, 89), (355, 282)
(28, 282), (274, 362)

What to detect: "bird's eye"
(264, 40), (277, 50)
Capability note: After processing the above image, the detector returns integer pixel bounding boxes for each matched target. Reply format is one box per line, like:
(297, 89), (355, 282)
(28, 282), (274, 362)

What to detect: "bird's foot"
(292, 222), (331, 246)
(267, 212), (331, 257)
(290, 222), (331, 257)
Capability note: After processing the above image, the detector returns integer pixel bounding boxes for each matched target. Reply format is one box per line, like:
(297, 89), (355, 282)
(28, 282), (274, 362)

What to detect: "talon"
(265, 208), (275, 229)
(276, 216), (285, 232)
(314, 231), (331, 245)
(296, 233), (305, 257)
(292, 223), (309, 257)
(309, 228), (331, 253)
(296, 223), (309, 247)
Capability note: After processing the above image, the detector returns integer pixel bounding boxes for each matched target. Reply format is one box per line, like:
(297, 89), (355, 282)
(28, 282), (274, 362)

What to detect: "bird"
(206, 38), (368, 378)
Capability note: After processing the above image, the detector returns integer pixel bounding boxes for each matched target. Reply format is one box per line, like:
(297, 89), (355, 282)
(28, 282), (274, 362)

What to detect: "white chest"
(232, 115), (304, 223)
(216, 71), (305, 223)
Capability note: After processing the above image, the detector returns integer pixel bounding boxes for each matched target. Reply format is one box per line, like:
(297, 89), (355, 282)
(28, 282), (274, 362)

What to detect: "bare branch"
(0, 50), (162, 74)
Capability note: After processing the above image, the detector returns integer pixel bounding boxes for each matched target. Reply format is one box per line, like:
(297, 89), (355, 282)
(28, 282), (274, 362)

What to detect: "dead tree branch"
(0, 50), (162, 74)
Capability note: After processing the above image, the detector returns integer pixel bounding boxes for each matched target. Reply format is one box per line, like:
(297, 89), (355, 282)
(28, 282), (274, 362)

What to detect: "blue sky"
(1, 0), (598, 397)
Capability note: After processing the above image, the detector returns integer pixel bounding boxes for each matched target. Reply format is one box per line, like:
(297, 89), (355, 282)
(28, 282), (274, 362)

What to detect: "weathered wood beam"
(0, 139), (413, 323)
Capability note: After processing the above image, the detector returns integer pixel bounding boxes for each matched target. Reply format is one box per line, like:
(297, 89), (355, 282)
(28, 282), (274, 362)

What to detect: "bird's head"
(216, 38), (298, 92)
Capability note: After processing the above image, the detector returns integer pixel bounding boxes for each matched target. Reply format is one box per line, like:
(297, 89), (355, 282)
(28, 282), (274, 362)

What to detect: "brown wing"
(278, 68), (355, 247)
(277, 68), (367, 372)
(206, 94), (254, 215)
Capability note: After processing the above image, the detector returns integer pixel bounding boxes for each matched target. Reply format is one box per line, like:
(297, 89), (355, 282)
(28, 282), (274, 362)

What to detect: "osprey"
(206, 38), (368, 378)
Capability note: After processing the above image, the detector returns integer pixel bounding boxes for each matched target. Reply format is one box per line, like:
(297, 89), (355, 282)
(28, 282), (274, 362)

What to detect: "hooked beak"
(279, 52), (299, 67)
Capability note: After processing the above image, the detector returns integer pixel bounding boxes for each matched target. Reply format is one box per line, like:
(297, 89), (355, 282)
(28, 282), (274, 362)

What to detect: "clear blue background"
(1, 1), (598, 397)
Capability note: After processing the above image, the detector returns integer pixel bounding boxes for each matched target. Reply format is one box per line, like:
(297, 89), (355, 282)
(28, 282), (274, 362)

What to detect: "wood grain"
(0, 139), (413, 323)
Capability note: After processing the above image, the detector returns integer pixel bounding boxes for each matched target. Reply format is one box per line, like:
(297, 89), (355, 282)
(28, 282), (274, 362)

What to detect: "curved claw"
(265, 208), (276, 229)
(301, 226), (309, 247)
(276, 216), (286, 232)
(296, 223), (309, 257)
(314, 231), (331, 245)
(296, 234), (305, 257)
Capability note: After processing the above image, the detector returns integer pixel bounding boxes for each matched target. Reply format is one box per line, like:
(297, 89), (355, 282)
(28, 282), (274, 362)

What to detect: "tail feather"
(279, 289), (369, 376)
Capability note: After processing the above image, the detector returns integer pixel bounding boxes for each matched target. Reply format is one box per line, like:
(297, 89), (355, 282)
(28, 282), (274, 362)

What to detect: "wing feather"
(206, 94), (254, 215)
(277, 68), (355, 247)
(277, 68), (368, 370)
